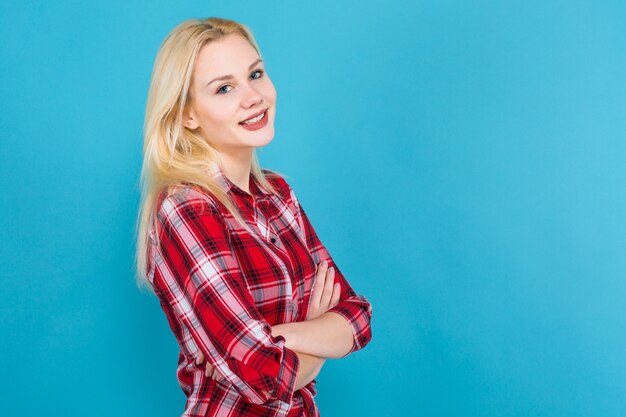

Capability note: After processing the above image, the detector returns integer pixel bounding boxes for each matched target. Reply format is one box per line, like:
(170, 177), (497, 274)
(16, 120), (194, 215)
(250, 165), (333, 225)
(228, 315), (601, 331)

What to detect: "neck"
(217, 148), (254, 195)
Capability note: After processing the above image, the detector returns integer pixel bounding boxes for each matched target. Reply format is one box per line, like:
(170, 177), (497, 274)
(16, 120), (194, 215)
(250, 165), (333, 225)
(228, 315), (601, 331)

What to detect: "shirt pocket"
(228, 230), (299, 324)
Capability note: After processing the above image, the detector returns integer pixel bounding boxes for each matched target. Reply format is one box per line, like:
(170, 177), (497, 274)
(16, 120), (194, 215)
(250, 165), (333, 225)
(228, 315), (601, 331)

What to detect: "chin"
(255, 130), (275, 147)
(244, 123), (275, 146)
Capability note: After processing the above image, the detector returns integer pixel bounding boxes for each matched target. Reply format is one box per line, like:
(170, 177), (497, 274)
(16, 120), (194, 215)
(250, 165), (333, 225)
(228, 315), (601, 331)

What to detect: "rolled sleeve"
(153, 189), (300, 405)
(288, 186), (373, 356)
(326, 292), (373, 356)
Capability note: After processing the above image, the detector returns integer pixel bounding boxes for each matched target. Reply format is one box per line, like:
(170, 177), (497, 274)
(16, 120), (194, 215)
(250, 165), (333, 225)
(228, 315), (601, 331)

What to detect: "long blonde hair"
(135, 17), (283, 291)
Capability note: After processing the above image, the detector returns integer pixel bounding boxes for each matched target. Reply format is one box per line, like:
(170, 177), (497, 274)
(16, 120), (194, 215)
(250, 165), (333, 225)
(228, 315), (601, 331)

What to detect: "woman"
(135, 17), (373, 417)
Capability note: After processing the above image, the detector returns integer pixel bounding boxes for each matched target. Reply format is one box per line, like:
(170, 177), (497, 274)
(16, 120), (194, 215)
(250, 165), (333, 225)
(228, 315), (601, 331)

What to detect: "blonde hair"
(135, 17), (283, 291)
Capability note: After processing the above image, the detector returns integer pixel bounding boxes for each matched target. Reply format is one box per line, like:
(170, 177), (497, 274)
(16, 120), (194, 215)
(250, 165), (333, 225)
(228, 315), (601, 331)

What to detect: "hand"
(195, 351), (226, 382)
(306, 259), (341, 321)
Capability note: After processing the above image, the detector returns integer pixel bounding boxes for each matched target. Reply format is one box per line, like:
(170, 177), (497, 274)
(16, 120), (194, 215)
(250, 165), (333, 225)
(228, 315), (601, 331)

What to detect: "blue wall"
(1, 1), (625, 416)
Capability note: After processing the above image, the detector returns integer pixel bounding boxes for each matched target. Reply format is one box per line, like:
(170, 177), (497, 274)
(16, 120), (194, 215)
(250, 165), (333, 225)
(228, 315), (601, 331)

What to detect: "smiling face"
(183, 34), (277, 158)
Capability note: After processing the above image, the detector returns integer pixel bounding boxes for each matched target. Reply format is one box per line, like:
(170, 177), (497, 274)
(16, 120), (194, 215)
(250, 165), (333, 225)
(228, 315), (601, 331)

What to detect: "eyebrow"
(205, 58), (264, 87)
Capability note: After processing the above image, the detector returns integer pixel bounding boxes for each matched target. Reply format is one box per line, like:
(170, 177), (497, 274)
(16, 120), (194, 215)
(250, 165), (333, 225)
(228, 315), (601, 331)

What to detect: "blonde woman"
(136, 17), (373, 417)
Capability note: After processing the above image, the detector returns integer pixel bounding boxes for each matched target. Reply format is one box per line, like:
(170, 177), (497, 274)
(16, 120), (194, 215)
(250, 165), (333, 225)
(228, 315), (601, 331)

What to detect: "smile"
(239, 109), (268, 131)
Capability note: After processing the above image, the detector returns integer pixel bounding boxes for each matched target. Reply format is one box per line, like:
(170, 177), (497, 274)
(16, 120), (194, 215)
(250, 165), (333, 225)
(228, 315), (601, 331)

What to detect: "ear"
(183, 107), (200, 130)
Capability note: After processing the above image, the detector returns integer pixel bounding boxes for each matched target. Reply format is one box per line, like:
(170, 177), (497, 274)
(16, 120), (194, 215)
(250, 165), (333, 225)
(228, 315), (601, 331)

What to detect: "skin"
(183, 33), (276, 193)
(184, 33), (355, 389)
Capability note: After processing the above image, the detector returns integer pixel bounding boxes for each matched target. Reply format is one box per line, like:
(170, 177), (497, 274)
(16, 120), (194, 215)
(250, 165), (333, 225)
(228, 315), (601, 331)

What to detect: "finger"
(308, 260), (329, 319)
(310, 260), (329, 307)
(306, 301), (320, 321)
(306, 297), (319, 320)
(196, 351), (205, 365)
(205, 362), (214, 378)
(320, 266), (335, 308)
(215, 370), (225, 382)
(330, 282), (341, 308)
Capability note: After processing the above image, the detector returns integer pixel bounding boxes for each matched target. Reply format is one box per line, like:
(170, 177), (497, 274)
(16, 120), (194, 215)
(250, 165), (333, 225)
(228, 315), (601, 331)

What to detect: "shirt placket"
(255, 198), (282, 249)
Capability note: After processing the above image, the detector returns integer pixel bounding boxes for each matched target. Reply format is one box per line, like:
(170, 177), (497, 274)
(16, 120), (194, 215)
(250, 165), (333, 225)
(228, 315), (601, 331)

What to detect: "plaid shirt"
(146, 165), (373, 417)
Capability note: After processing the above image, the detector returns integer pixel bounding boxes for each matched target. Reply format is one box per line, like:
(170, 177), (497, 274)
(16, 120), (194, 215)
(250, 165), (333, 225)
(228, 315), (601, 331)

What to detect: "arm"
(197, 342), (325, 391)
(294, 351), (325, 390)
(154, 190), (301, 406)
(288, 186), (373, 358)
(273, 312), (355, 359)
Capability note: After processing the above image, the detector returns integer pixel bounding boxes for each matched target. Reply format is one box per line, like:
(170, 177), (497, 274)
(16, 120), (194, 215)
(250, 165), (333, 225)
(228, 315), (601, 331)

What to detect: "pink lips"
(240, 108), (267, 124)
(239, 109), (268, 131)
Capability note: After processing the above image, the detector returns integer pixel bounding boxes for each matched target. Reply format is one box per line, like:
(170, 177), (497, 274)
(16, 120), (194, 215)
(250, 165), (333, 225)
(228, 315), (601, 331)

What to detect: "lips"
(239, 108), (268, 124)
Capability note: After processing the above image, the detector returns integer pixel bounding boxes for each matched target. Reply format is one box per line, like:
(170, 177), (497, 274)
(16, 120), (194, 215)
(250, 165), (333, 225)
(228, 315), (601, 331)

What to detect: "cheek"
(197, 100), (236, 129)
(260, 79), (277, 102)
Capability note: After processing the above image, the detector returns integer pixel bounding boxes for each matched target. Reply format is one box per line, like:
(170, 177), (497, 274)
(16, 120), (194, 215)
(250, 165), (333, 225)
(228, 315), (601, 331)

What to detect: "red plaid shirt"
(146, 166), (373, 417)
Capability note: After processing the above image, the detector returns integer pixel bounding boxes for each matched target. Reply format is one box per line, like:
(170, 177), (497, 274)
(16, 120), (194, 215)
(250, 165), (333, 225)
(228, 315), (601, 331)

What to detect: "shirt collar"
(208, 162), (271, 199)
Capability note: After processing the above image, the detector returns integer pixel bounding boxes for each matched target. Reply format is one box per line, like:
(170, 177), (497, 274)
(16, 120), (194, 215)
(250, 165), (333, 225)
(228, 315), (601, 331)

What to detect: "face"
(183, 34), (277, 157)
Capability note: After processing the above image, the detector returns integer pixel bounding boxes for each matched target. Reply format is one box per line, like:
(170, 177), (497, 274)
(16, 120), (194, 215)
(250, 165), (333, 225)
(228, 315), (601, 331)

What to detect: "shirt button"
(270, 237), (277, 244)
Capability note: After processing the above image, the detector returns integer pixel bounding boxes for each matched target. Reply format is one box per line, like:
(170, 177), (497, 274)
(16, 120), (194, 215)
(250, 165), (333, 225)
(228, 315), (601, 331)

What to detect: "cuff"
(267, 337), (300, 404)
(326, 295), (373, 356)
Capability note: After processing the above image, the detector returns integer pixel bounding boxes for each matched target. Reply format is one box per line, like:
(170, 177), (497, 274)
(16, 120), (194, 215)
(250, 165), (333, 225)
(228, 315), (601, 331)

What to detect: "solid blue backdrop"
(1, 1), (625, 416)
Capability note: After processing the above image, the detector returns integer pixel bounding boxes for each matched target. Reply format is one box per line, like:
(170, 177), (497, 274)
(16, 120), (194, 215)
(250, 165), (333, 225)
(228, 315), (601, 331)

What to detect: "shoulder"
(261, 168), (295, 196)
(156, 183), (219, 223)
(261, 169), (302, 216)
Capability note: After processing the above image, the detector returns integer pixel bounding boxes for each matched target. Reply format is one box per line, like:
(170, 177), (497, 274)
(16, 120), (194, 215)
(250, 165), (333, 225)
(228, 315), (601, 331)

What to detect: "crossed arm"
(273, 311), (355, 391)
(201, 312), (354, 390)
(270, 259), (355, 390)
(198, 259), (356, 390)
(158, 184), (373, 403)
(273, 312), (354, 391)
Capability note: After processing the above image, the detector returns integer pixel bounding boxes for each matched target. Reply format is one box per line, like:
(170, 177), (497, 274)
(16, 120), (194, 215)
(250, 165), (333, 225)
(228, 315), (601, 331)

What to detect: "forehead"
(194, 34), (260, 80)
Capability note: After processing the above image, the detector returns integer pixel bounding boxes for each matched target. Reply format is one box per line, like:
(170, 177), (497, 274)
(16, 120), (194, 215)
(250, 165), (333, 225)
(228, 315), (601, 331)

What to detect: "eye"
(217, 85), (232, 94)
(251, 69), (264, 80)
(216, 70), (265, 95)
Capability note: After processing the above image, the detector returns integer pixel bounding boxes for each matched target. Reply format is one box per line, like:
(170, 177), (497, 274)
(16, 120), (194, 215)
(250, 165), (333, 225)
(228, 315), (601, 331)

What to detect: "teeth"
(242, 111), (265, 125)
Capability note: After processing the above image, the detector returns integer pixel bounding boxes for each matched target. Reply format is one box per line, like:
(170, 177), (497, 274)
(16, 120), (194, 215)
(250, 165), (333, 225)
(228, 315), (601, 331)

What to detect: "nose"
(241, 82), (263, 109)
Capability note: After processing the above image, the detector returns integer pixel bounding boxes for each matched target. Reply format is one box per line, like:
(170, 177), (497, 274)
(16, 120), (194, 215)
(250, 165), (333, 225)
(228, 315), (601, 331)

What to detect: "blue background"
(1, 1), (625, 416)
